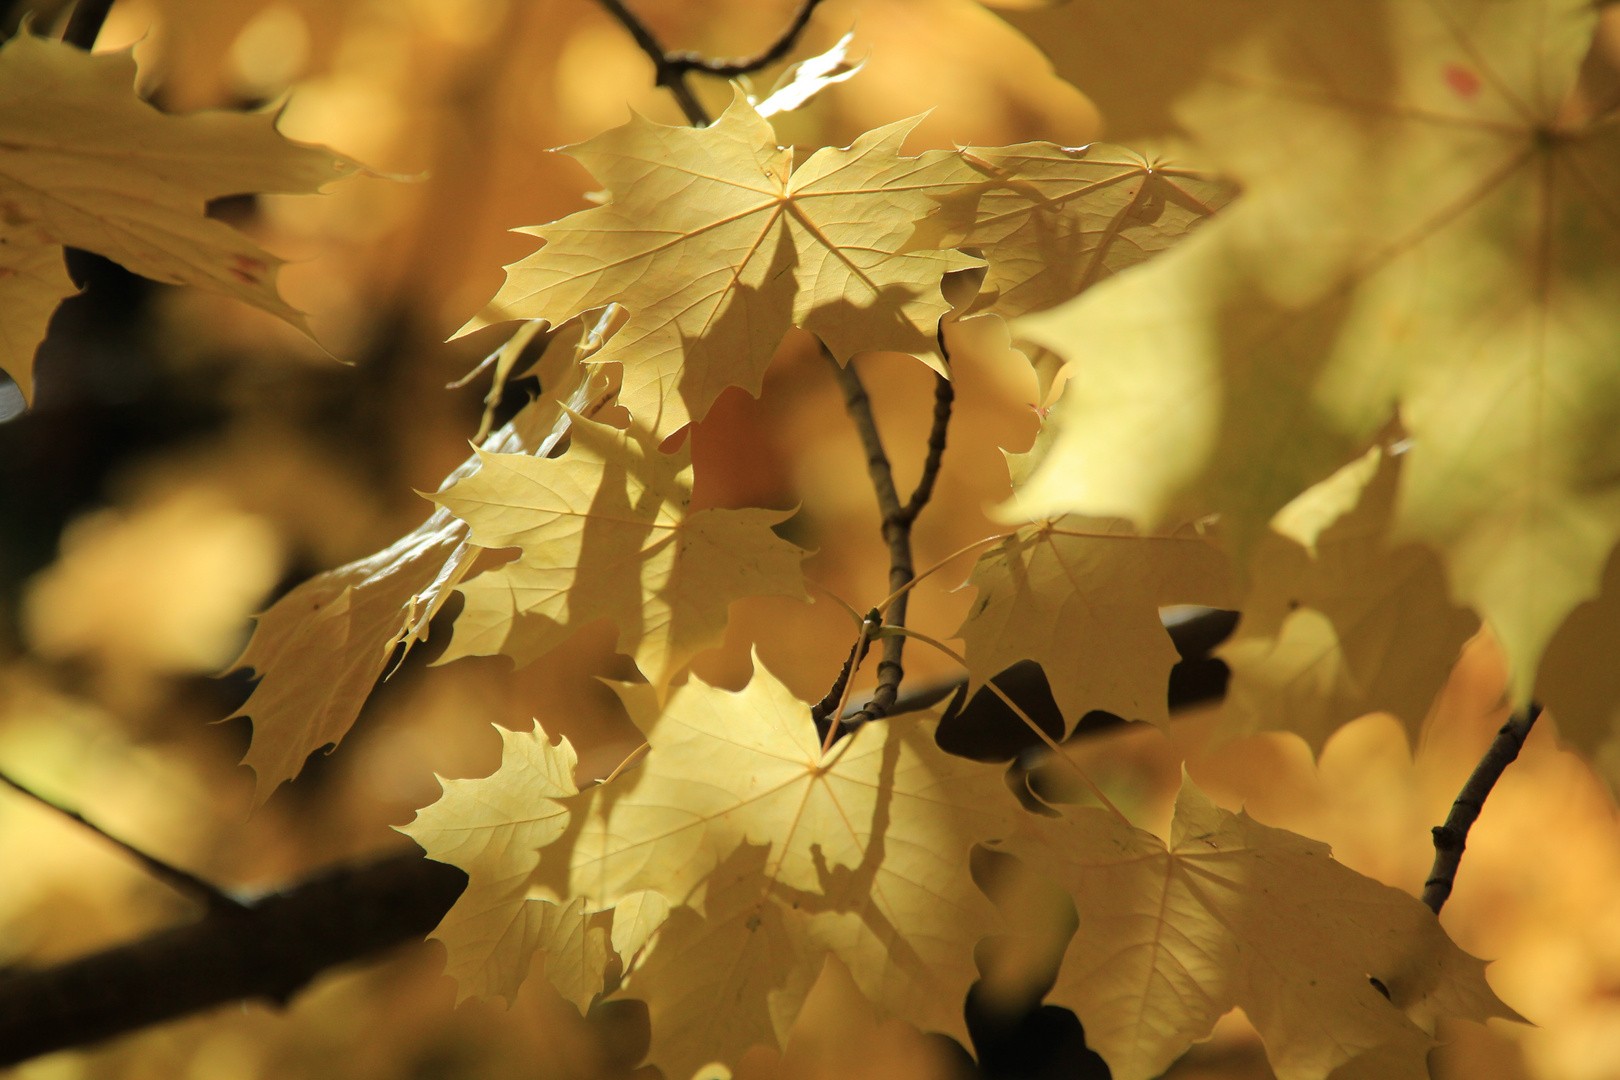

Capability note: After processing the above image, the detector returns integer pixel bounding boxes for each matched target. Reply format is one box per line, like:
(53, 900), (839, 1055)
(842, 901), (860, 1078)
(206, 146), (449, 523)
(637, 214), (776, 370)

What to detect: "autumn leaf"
(908, 141), (1233, 318)
(1000, 776), (1519, 1080)
(230, 322), (618, 804)
(0, 30), (358, 403)
(398, 723), (588, 1007)
(1009, 0), (1620, 702)
(0, 229), (74, 395)
(989, 0), (1285, 143)
(434, 414), (809, 694)
(1217, 446), (1480, 752)
(566, 663), (1013, 1080)
(459, 95), (976, 439)
(959, 517), (1232, 732)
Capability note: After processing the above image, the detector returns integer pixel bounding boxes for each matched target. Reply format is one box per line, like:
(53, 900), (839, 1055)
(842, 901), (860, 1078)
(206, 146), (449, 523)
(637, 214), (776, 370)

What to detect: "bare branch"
(0, 850), (465, 1066)
(821, 350), (954, 739)
(1422, 703), (1542, 914)
(593, 0), (711, 126)
(594, 0), (832, 128)
(0, 769), (247, 915)
(664, 0), (830, 79)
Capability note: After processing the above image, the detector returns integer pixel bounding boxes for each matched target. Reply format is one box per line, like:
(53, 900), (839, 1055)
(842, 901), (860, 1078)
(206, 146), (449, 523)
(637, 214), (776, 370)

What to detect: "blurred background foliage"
(0, 2), (1618, 1079)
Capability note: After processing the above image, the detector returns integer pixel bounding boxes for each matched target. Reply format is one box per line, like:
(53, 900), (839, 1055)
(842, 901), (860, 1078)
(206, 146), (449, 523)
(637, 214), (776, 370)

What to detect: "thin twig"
(824, 351), (954, 736)
(593, 0), (712, 125)
(61, 0), (114, 48)
(1422, 703), (1542, 914)
(664, 0), (830, 78)
(0, 769), (247, 914)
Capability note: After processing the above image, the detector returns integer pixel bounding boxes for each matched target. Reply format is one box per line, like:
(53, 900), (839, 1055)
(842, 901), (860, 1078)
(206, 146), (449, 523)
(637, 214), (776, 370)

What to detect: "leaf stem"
(0, 769), (247, 914)
(877, 531), (1009, 616)
(1422, 703), (1541, 914)
(596, 742), (650, 786)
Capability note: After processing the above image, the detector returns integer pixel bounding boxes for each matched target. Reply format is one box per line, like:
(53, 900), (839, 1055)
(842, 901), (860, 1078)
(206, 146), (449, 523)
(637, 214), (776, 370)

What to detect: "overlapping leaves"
(0, 30), (356, 402)
(1007, 0), (1620, 709)
(460, 95), (977, 439)
(1002, 778), (1519, 1080)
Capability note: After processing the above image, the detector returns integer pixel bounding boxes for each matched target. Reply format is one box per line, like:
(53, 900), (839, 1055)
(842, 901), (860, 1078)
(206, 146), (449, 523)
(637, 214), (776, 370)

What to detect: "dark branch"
(1422, 703), (1542, 914)
(594, 0), (830, 128)
(811, 607), (880, 726)
(663, 0), (830, 79)
(821, 350), (954, 738)
(0, 850), (466, 1066)
(594, 0), (712, 126)
(0, 769), (247, 915)
(61, 0), (114, 48)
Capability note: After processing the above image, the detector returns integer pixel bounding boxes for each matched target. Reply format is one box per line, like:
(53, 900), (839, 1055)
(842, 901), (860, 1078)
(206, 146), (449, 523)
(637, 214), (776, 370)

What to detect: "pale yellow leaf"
(1010, 0), (1620, 702)
(0, 227), (74, 403)
(435, 415), (809, 694)
(959, 517), (1233, 731)
(398, 722), (583, 1007)
(460, 94), (975, 438)
(0, 31), (358, 402)
(909, 141), (1233, 318)
(610, 889), (671, 966)
(568, 662), (1013, 1080)
(1216, 446), (1479, 751)
(231, 331), (612, 804)
(1001, 776), (1519, 1080)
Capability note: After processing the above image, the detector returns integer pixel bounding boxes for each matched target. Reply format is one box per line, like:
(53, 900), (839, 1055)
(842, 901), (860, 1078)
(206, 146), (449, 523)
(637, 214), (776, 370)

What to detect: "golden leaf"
(1002, 776), (1519, 1080)
(460, 95), (976, 438)
(0, 30), (357, 402)
(435, 414), (809, 694)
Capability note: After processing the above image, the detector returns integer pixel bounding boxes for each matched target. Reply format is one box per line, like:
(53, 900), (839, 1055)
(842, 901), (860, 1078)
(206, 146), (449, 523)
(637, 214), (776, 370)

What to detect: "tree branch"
(0, 850), (466, 1066)
(594, 0), (830, 127)
(594, 0), (713, 126)
(61, 0), (113, 48)
(1422, 703), (1542, 914)
(663, 0), (830, 79)
(821, 352), (954, 738)
(0, 769), (247, 914)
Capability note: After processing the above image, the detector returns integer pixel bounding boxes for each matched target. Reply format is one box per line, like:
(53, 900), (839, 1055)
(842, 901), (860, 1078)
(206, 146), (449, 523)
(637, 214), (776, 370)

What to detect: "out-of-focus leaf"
(1010, 0), (1620, 703)
(0, 30), (358, 402)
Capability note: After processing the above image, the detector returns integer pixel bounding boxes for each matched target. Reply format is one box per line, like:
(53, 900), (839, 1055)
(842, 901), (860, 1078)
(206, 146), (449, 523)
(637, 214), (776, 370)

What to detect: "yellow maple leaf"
(908, 141), (1233, 318)
(230, 321), (617, 804)
(1217, 446), (1480, 752)
(459, 94), (976, 439)
(434, 414), (809, 694)
(399, 722), (605, 1009)
(959, 517), (1233, 732)
(1008, 0), (1620, 703)
(999, 776), (1520, 1080)
(568, 662), (1014, 1080)
(0, 30), (358, 403)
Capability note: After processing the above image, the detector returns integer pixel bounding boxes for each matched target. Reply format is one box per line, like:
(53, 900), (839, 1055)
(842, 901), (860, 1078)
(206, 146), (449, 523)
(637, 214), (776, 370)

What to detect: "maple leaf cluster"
(10, 0), (1620, 1076)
